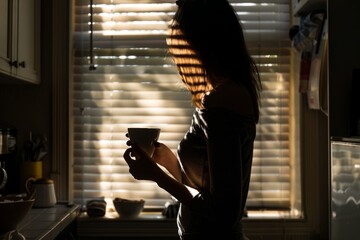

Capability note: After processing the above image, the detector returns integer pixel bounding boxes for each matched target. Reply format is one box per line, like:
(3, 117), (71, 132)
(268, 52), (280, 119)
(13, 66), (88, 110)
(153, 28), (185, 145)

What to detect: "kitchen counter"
(0, 203), (80, 240)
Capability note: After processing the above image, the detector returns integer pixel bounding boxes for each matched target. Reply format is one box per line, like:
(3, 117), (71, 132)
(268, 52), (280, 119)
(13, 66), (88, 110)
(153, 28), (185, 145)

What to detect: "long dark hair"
(167, 0), (262, 121)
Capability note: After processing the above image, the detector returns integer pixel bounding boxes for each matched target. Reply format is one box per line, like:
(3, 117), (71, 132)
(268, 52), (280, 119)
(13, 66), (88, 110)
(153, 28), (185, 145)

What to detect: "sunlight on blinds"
(72, 0), (292, 210)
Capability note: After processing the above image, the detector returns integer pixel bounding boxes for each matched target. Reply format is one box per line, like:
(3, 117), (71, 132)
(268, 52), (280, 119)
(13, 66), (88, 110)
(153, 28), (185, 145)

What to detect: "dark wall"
(0, 0), (53, 189)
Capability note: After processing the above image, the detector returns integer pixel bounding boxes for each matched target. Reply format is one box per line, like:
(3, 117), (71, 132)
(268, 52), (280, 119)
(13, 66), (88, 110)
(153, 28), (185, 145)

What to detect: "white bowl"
(113, 198), (145, 219)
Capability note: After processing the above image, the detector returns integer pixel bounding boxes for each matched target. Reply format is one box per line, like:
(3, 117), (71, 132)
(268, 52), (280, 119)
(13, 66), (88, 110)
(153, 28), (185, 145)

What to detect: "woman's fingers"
(132, 143), (147, 157)
(124, 143), (148, 162)
(123, 148), (135, 164)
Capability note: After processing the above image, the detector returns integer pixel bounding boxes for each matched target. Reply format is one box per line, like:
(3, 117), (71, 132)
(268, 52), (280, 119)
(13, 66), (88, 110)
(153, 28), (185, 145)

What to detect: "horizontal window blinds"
(72, 0), (291, 209)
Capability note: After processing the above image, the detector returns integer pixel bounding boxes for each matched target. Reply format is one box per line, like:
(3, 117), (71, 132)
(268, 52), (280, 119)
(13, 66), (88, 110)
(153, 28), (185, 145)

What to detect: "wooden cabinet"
(294, 0), (360, 137)
(0, 0), (40, 84)
(0, 0), (11, 75)
(327, 1), (360, 138)
(292, 0), (328, 111)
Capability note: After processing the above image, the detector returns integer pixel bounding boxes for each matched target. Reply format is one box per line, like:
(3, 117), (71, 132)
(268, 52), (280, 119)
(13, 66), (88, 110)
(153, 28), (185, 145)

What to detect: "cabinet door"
(15, 0), (39, 83)
(0, 0), (12, 75)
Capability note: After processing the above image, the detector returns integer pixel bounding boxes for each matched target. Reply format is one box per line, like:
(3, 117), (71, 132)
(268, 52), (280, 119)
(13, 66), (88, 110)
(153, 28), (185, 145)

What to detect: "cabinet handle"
(9, 61), (18, 68)
(19, 61), (26, 68)
(8, 61), (26, 68)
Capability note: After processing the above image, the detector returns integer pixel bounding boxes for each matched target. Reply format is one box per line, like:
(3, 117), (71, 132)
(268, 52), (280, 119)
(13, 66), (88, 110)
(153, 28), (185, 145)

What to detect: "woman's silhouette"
(124, 0), (261, 239)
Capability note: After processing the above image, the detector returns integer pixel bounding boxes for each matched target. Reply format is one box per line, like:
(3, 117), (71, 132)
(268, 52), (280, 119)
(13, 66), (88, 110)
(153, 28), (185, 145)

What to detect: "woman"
(123, 0), (261, 239)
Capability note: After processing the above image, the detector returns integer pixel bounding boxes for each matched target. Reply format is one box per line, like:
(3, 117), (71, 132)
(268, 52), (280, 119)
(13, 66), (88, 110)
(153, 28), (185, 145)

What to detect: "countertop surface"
(0, 203), (80, 240)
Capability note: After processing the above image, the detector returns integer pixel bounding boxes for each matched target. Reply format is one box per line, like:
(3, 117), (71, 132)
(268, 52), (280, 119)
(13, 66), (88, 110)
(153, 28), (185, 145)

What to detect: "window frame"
(49, 1), (329, 227)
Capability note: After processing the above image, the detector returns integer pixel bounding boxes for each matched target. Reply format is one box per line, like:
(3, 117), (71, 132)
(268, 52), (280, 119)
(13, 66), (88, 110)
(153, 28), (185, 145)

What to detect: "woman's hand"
(125, 134), (176, 170)
(125, 134), (181, 181)
(123, 143), (162, 181)
(123, 138), (193, 206)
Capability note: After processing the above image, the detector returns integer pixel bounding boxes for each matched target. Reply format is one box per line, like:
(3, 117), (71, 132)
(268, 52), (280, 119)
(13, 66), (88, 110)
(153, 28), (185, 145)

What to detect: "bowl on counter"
(113, 197), (145, 219)
(0, 196), (35, 233)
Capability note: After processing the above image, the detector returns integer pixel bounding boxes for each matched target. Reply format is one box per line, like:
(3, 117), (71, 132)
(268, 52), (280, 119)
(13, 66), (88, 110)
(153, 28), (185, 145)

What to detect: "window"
(71, 0), (300, 214)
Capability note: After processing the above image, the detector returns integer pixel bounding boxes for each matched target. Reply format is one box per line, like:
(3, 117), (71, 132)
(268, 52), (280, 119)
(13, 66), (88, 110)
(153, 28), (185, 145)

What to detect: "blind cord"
(89, 0), (96, 71)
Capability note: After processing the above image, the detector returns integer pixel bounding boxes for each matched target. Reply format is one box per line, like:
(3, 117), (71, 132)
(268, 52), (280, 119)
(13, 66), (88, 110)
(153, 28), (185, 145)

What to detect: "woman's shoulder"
(202, 80), (254, 117)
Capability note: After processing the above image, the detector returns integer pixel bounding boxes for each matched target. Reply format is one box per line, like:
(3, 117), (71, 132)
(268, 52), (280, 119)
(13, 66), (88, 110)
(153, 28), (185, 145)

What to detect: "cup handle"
(25, 177), (36, 194)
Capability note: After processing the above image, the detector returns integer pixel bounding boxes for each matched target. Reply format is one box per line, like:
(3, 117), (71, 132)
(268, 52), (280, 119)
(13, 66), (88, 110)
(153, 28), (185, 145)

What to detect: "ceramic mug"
(127, 128), (161, 157)
(26, 178), (56, 208)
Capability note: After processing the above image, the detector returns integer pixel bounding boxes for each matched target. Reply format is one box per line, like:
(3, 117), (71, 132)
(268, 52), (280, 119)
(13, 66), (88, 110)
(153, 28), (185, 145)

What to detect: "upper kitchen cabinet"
(0, 0), (40, 84)
(293, 0), (327, 16)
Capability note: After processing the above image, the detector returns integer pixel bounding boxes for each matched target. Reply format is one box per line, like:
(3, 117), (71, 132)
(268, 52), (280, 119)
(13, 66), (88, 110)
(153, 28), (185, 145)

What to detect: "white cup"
(128, 128), (160, 157)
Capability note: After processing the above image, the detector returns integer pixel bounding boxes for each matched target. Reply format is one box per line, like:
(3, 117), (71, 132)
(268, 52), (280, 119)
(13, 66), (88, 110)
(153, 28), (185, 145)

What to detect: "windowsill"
(76, 209), (304, 239)
(76, 211), (178, 239)
(79, 208), (303, 221)
(81, 210), (170, 221)
(246, 210), (303, 219)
